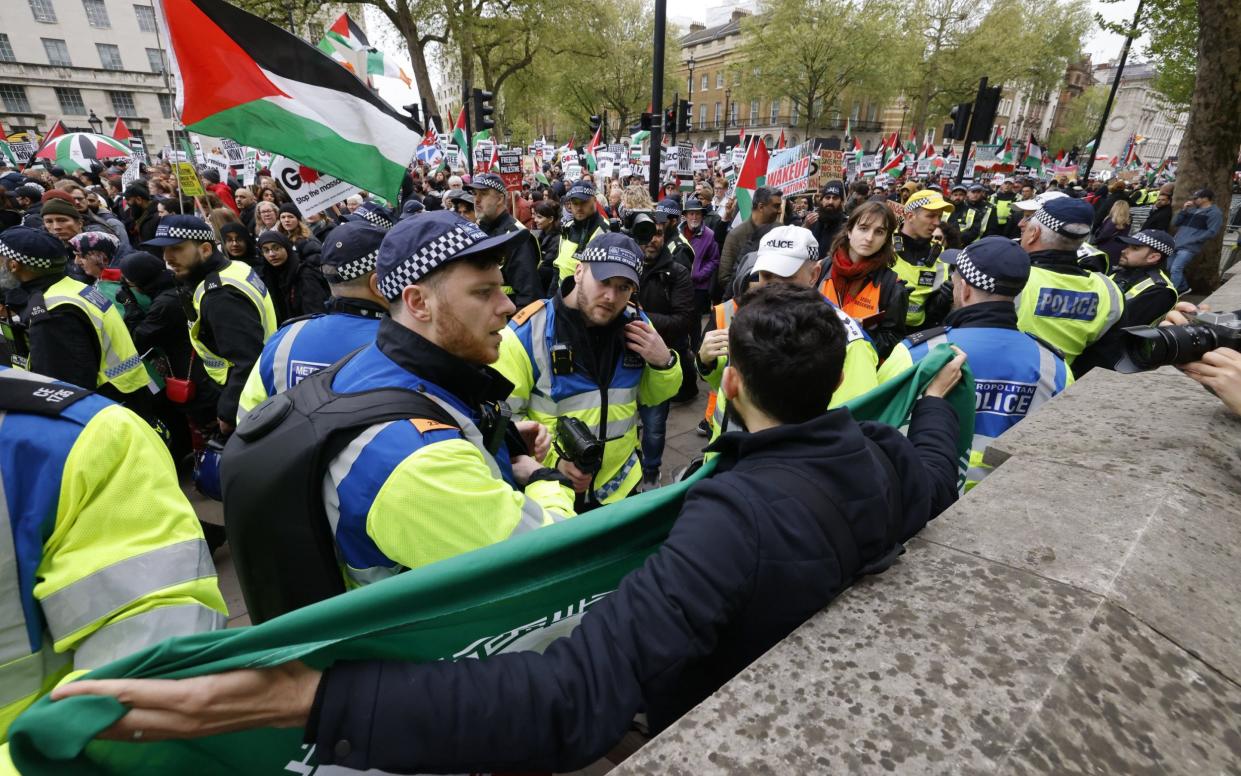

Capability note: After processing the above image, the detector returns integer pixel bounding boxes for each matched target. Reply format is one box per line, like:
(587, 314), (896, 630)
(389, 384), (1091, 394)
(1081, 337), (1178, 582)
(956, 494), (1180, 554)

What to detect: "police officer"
(469, 172), (542, 308)
(892, 189), (955, 330)
(698, 226), (880, 442)
(655, 198), (696, 271)
(956, 184), (993, 245)
(0, 227), (155, 414)
(553, 181), (609, 283)
(145, 215), (278, 434)
(1015, 197), (1124, 365)
(879, 236), (1071, 490)
(499, 232), (682, 508)
(350, 201), (396, 230)
(237, 220), (390, 418)
(314, 211), (575, 587)
(986, 176), (1019, 239)
(0, 366), (226, 740)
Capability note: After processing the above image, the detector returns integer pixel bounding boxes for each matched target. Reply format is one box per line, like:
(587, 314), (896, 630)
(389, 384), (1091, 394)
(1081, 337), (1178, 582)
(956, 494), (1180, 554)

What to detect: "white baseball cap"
(753, 225), (819, 277)
(1013, 190), (1068, 212)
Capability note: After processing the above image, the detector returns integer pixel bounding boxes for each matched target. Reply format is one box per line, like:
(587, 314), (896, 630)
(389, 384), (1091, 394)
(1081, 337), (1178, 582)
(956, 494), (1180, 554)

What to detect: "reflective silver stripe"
(344, 564), (399, 588)
(510, 492), (570, 537)
(920, 333), (951, 352)
(529, 387), (639, 417)
(594, 450), (641, 501)
(0, 412), (32, 664)
(217, 276), (268, 318)
(0, 640), (70, 707)
(526, 307), (555, 399)
(323, 422), (394, 537)
(271, 319), (313, 394)
(1098, 275), (1124, 335)
(45, 294), (146, 387)
(74, 604), (225, 669)
(41, 539), (215, 641)
(606, 414), (638, 439)
(1029, 345), (1060, 413)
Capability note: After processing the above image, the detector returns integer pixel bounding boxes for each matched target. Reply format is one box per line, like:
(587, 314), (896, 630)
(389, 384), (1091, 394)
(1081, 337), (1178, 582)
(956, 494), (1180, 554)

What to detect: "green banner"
(10, 347), (973, 775)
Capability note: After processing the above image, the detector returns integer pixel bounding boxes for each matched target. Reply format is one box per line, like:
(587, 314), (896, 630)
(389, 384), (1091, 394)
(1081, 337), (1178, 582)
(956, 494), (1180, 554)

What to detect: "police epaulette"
(905, 326), (948, 347)
(202, 272), (224, 292)
(1025, 332), (1066, 361)
(0, 374), (93, 416)
(511, 299), (546, 326)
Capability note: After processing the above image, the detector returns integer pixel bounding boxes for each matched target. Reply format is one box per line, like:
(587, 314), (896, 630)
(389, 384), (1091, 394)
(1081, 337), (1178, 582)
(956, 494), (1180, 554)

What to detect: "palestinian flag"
(776, 130), (786, 150)
(322, 12), (370, 51)
(583, 125), (602, 171)
(450, 107), (469, 153)
(157, 0), (420, 201)
(1022, 135), (1043, 170)
(1000, 138), (1014, 167)
(110, 118), (133, 142)
(629, 129), (650, 148)
(879, 149), (905, 179)
(733, 137), (769, 224)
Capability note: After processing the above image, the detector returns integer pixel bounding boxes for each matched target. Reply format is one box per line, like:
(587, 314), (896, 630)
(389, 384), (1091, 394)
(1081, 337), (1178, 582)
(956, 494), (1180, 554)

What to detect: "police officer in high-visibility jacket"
(879, 237), (1071, 490)
(499, 232), (682, 508)
(320, 212), (576, 588)
(553, 181), (609, 283)
(955, 184), (993, 245)
(145, 215), (278, 434)
(986, 176), (1020, 239)
(0, 366), (226, 741)
(697, 226), (880, 441)
(892, 189), (955, 330)
(237, 220), (389, 419)
(1015, 197), (1124, 365)
(0, 227), (155, 415)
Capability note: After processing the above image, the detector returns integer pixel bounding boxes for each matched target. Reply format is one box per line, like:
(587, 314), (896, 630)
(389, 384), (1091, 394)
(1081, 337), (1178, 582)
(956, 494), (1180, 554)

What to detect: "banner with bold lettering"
(765, 142), (813, 194)
(271, 156), (362, 214)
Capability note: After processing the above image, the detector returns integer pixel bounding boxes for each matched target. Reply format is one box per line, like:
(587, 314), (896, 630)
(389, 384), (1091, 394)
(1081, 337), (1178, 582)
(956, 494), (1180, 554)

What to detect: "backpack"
(221, 350), (458, 624)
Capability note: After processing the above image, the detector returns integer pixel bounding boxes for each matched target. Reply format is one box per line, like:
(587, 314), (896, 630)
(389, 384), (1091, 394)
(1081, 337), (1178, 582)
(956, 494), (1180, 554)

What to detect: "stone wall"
(616, 274), (1241, 775)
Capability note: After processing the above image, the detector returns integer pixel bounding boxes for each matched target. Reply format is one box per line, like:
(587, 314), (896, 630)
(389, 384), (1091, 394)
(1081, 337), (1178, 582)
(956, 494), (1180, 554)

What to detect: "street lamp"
(724, 88), (732, 135)
(685, 55), (696, 97)
(87, 109), (103, 134)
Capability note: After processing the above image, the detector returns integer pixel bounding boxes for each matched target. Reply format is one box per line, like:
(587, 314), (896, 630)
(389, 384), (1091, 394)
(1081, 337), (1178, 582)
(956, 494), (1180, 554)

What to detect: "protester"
(202, 168), (239, 214)
(1142, 188), (1173, 233)
(805, 180), (846, 258)
(682, 196), (720, 325)
(276, 204), (324, 266)
(1169, 188), (1224, 293)
(234, 186), (257, 231)
(256, 230), (330, 324)
(124, 182), (161, 244)
(219, 221), (259, 266)
(530, 199), (562, 291)
(253, 200), (279, 236)
(1093, 199), (1131, 268)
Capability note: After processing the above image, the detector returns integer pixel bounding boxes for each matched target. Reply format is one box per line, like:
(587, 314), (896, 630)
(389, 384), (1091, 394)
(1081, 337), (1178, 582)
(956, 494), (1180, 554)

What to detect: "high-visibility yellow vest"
(1015, 266), (1124, 363)
(190, 260), (278, 385)
(1114, 268), (1178, 326)
(553, 223), (606, 281)
(891, 234), (948, 328)
(38, 276), (153, 394)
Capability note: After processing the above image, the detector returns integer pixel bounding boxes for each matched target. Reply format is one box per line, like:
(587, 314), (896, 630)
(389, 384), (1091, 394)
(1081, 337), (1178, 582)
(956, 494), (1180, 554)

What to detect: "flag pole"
(1082, 0), (1145, 182)
(153, 0), (194, 213)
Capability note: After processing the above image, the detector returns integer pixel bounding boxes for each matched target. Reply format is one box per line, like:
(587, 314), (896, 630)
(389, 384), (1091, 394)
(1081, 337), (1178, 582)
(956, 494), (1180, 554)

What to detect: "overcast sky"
(373, 0), (1146, 113)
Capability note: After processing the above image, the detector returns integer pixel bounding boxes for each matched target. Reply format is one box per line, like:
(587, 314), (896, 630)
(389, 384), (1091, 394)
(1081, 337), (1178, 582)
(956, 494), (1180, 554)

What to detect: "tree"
(1046, 84), (1108, 155)
(731, 0), (908, 136)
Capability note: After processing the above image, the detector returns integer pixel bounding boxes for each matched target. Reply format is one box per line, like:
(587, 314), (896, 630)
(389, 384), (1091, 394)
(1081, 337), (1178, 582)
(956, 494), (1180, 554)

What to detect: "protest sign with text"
(766, 143), (813, 194)
(271, 156), (362, 214)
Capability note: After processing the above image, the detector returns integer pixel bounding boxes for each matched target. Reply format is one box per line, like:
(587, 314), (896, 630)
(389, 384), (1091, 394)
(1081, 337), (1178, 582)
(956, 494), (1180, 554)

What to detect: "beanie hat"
(119, 251), (170, 291)
(278, 202), (302, 219)
(256, 230), (293, 252)
(40, 196), (81, 220)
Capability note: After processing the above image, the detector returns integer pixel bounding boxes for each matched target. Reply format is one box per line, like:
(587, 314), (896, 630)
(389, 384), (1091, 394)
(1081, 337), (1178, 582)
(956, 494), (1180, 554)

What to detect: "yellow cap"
(904, 189), (955, 217)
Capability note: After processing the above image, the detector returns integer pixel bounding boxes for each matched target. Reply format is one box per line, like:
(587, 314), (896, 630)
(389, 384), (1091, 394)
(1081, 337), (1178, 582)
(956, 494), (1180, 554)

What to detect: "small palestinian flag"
(322, 12), (370, 51)
(733, 137), (769, 224)
(157, 0), (419, 200)
(879, 150), (905, 179)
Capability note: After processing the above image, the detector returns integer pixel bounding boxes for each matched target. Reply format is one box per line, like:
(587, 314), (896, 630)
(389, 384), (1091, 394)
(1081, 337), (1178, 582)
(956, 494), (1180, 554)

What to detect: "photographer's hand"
(557, 459), (594, 493)
(1180, 347), (1241, 415)
(1160, 301), (1210, 327)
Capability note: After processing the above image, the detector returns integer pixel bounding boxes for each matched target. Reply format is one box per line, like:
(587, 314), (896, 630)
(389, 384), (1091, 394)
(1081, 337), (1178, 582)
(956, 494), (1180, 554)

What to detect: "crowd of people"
(1, 147), (1239, 771)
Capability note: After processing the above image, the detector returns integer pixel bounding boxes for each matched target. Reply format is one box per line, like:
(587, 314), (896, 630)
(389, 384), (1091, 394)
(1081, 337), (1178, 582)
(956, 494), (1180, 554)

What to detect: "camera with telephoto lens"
(1117, 311), (1241, 373)
(608, 209), (657, 244)
(554, 416), (605, 474)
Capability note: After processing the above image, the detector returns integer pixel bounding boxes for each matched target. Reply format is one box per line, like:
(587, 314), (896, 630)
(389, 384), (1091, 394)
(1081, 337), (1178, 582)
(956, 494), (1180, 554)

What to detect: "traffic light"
(589, 114), (602, 135)
(677, 100), (692, 133)
(472, 88), (495, 132)
(640, 112), (653, 131)
(947, 103), (971, 141)
(664, 106), (676, 134)
(400, 103), (423, 134)
(968, 84), (1001, 143)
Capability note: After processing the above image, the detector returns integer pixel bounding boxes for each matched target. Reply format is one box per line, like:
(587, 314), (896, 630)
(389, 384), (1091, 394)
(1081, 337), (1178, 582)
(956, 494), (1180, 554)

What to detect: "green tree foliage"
(731, 0), (908, 135)
(1097, 0), (1197, 109)
(1046, 84), (1108, 154)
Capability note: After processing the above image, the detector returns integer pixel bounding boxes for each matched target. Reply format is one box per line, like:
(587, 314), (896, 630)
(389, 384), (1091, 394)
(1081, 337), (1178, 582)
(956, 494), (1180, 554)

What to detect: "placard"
(564, 162), (582, 182)
(766, 143), (814, 194)
(121, 159), (141, 189)
(220, 138), (245, 165)
(818, 149), (843, 183)
(692, 151), (707, 171)
(271, 155), (362, 214)
(9, 142), (35, 164)
(498, 149), (523, 191)
(242, 148), (258, 186)
(173, 161), (205, 197)
(127, 137), (148, 164)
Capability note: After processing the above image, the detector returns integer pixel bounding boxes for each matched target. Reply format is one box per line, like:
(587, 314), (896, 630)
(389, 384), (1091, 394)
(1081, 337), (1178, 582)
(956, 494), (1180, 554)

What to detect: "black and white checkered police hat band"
(954, 250), (996, 293)
(904, 194), (937, 213)
(579, 244), (638, 267)
(377, 225), (483, 299)
(1134, 232), (1174, 255)
(158, 225), (216, 242)
(474, 176), (506, 194)
(0, 239), (57, 270)
(334, 249), (379, 282)
(358, 208), (394, 229)
(1033, 207), (1089, 238)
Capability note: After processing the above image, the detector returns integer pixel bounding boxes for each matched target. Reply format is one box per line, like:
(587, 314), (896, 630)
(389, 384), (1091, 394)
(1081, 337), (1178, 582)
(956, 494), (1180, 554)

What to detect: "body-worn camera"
(608, 210), (657, 244)
(554, 416), (605, 474)
(1118, 311), (1241, 373)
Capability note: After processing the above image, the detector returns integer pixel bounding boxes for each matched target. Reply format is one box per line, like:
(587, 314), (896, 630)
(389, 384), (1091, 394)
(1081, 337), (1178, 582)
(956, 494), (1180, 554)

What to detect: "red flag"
(584, 125), (602, 155)
(111, 118), (133, 141)
(776, 130), (786, 150)
(43, 120), (67, 143)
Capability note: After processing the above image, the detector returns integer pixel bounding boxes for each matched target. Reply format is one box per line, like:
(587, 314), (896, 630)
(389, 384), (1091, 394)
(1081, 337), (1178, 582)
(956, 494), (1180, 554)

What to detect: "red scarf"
(830, 246), (883, 282)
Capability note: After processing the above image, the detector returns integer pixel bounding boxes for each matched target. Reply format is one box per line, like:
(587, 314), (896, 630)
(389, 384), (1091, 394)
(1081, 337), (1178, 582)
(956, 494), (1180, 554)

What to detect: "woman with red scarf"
(816, 201), (909, 360)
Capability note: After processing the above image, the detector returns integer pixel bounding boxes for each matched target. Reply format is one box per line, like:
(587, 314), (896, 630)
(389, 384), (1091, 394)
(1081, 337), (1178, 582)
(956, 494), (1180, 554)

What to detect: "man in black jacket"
(469, 173), (541, 308)
(60, 285), (965, 773)
(636, 222), (695, 487)
(805, 180), (846, 258)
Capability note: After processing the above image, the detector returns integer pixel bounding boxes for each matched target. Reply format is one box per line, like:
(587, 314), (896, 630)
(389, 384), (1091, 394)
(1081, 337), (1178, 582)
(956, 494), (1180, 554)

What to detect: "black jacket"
(260, 252), (331, 325)
(809, 208), (845, 258)
(308, 398), (961, 773)
(532, 228), (560, 293)
(479, 211), (541, 309)
(292, 235), (323, 268)
(816, 261), (909, 360)
(638, 246), (695, 347)
(1075, 265), (1177, 374)
(130, 200), (160, 244)
(1142, 204), (1172, 233)
(7, 273), (100, 391)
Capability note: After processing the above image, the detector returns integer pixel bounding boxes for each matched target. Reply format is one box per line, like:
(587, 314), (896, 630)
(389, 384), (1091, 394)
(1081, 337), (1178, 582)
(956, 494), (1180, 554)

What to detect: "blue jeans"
(1169, 247), (1197, 292)
(638, 401), (670, 472)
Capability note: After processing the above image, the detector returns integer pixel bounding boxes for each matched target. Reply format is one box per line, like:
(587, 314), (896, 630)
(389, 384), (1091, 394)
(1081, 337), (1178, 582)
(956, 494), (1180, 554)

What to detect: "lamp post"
(723, 87), (732, 140)
(685, 55), (696, 98)
(87, 109), (103, 134)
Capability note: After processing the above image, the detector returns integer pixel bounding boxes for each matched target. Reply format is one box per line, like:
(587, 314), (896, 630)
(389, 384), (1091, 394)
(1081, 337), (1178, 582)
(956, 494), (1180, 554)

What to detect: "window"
(850, 101), (860, 121)
(791, 104), (799, 127)
(109, 90), (137, 116)
(29, 0), (57, 23)
(42, 38), (71, 66)
(770, 99), (779, 125)
(714, 102), (721, 127)
(54, 87), (87, 115)
(146, 47), (165, 73)
(82, 0), (110, 27)
(749, 99), (758, 124)
(134, 4), (157, 32)
(729, 102), (737, 127)
(716, 72), (724, 89)
(97, 43), (123, 70)
(701, 74), (708, 91)
(157, 92), (174, 118)
(0, 84), (32, 113)
(866, 103), (878, 122)
(0, 34), (15, 63)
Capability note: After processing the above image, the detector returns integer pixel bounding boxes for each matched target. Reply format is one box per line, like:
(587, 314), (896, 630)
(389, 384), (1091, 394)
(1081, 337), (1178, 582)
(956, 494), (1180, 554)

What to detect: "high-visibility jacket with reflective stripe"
(322, 345), (576, 589)
(237, 311), (381, 420)
(554, 224), (607, 281)
(1114, 268), (1178, 326)
(702, 296), (880, 443)
(0, 368), (226, 741)
(1015, 266), (1123, 364)
(878, 324), (1072, 491)
(498, 299), (682, 504)
(990, 195), (1015, 226)
(190, 260), (279, 385)
(891, 235), (948, 328)
(37, 276), (153, 394)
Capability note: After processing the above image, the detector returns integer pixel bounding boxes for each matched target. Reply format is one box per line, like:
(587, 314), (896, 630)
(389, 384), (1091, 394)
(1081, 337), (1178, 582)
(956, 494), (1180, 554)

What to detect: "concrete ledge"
(616, 274), (1241, 774)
